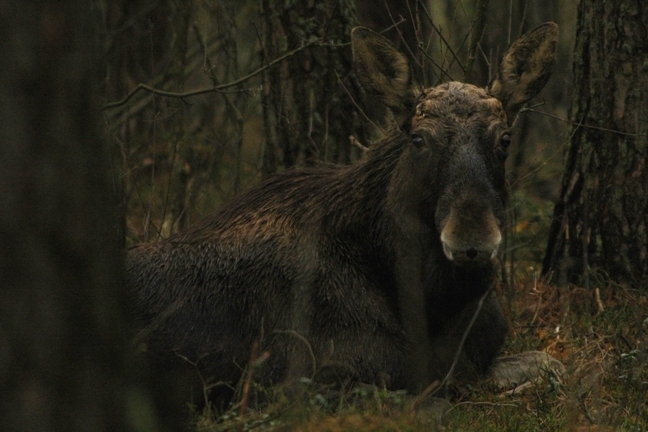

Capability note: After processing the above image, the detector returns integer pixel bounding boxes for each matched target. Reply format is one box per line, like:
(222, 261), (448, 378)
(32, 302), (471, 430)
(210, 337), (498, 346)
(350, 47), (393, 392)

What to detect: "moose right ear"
(488, 22), (559, 126)
(351, 27), (418, 125)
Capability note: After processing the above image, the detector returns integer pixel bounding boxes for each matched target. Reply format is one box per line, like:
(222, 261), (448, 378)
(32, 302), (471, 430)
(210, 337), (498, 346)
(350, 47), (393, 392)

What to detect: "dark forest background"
(103, 0), (573, 255)
(2, 0), (647, 430)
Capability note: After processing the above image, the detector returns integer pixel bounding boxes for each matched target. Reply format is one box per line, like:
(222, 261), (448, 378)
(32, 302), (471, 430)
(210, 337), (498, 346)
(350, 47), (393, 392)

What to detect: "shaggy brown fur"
(126, 23), (558, 402)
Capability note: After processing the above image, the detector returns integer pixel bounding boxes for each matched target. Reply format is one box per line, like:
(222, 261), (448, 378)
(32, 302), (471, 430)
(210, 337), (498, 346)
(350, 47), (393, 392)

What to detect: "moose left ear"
(488, 22), (559, 126)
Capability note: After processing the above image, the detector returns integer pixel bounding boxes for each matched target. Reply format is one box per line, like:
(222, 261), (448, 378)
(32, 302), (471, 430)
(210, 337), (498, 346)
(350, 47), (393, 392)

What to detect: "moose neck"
(319, 130), (407, 236)
(354, 130), (496, 307)
(293, 128), (496, 312)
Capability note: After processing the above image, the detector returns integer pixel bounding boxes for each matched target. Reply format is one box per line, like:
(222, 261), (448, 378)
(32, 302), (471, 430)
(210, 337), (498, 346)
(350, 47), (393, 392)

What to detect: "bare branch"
(333, 70), (384, 135)
(411, 284), (494, 408)
(102, 41), (319, 110)
(321, 0), (341, 41)
(174, 352), (231, 413)
(418, 0), (466, 73)
(524, 108), (639, 137)
(383, 0), (420, 68)
(594, 287), (605, 314)
(464, 0), (490, 82)
(417, 44), (454, 82)
(442, 285), (494, 394)
(273, 329), (317, 379)
(349, 135), (369, 152)
(238, 341), (270, 428)
(379, 15), (407, 36)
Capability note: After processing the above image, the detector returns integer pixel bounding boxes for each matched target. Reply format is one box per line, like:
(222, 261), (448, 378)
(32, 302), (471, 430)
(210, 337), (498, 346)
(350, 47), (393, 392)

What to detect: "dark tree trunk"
(357, 0), (431, 84)
(260, 0), (365, 172)
(0, 1), (182, 430)
(543, 0), (648, 287)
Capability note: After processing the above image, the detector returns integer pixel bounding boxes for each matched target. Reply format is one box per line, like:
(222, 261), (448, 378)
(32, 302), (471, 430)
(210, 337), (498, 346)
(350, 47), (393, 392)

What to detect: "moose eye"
(495, 133), (511, 161)
(500, 133), (511, 148)
(412, 134), (425, 149)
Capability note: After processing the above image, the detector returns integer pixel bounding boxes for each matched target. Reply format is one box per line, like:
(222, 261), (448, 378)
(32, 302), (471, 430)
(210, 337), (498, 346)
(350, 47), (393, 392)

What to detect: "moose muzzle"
(439, 206), (502, 266)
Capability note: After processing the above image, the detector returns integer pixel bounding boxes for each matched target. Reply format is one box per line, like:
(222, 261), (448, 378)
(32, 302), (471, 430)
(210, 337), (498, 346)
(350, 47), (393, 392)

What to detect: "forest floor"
(189, 272), (648, 431)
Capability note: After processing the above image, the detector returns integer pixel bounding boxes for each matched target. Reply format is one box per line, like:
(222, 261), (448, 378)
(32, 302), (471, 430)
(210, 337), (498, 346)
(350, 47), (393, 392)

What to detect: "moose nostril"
(466, 248), (478, 259)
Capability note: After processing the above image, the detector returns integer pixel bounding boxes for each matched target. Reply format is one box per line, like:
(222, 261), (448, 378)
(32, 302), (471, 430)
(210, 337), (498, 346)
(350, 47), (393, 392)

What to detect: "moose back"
(126, 23), (558, 398)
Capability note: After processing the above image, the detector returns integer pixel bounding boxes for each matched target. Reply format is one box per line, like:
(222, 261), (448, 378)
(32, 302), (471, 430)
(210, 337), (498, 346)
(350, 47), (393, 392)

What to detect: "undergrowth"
(187, 277), (647, 431)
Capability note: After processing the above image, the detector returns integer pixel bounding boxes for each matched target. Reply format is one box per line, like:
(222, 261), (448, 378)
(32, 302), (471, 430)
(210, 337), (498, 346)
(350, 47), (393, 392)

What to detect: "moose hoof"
(489, 351), (565, 391)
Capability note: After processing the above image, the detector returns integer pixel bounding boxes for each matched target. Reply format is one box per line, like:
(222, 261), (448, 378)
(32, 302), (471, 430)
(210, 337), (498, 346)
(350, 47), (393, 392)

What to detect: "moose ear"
(488, 22), (559, 125)
(351, 27), (418, 125)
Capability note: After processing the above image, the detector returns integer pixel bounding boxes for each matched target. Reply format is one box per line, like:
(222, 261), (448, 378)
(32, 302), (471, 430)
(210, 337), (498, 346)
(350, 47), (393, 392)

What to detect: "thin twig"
(333, 69), (384, 134)
(383, 0), (420, 68)
(418, 45), (454, 81)
(102, 41), (319, 110)
(410, 379), (441, 411)
(274, 329), (318, 379)
(418, 0), (466, 73)
(464, 0), (490, 82)
(238, 341), (259, 429)
(379, 16), (407, 36)
(321, 0), (340, 41)
(443, 285), (494, 393)
(349, 135), (369, 152)
(518, 0), (529, 39)
(174, 352), (231, 413)
(436, 31), (471, 85)
(594, 287), (605, 314)
(412, 284), (495, 409)
(524, 108), (638, 137)
(507, 0), (513, 45)
(449, 400), (519, 411)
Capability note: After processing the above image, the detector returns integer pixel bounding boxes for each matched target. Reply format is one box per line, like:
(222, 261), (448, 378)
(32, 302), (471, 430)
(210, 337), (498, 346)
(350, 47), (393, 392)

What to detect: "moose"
(126, 23), (559, 402)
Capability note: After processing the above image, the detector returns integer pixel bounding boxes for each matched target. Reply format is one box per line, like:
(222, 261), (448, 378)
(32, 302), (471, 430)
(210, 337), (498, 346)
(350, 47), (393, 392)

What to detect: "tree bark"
(543, 0), (648, 286)
(0, 1), (182, 430)
(261, 0), (365, 172)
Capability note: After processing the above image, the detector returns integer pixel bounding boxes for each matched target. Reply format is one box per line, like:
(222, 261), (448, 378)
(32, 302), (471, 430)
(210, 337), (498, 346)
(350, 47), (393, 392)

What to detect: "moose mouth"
(437, 201), (503, 267)
(441, 240), (500, 267)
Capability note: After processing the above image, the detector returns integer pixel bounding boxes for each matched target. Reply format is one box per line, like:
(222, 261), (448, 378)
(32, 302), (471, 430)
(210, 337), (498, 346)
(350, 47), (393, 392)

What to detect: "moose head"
(352, 23), (558, 266)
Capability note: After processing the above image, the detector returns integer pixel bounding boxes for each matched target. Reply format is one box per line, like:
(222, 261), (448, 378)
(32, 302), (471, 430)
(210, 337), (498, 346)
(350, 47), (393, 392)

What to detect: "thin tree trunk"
(261, 0), (364, 169)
